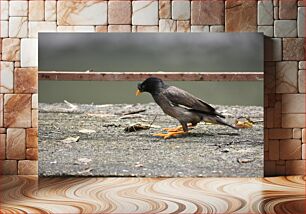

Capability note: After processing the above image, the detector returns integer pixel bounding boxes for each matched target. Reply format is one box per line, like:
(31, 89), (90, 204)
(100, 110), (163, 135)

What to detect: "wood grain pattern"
(38, 71), (264, 81)
(0, 176), (305, 213)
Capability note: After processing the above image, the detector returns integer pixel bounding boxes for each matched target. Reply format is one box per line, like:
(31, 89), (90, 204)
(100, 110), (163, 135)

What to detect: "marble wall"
(0, 0), (305, 176)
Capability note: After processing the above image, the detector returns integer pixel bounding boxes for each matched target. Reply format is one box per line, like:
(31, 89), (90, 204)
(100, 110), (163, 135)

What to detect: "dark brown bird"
(136, 77), (237, 139)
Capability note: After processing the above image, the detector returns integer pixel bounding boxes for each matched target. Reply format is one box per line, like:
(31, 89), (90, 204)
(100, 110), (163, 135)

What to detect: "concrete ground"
(39, 102), (263, 177)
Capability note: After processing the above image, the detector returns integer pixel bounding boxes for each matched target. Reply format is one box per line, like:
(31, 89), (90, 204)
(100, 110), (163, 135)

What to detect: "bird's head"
(136, 77), (166, 96)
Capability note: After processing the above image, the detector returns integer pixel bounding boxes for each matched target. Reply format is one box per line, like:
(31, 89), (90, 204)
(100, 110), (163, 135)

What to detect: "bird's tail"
(202, 115), (238, 130)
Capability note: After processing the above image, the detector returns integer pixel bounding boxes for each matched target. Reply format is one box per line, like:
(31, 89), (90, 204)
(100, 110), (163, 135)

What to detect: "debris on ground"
(39, 102), (263, 177)
(237, 158), (255, 164)
(61, 136), (80, 144)
(124, 123), (160, 132)
(235, 116), (254, 128)
(78, 129), (96, 134)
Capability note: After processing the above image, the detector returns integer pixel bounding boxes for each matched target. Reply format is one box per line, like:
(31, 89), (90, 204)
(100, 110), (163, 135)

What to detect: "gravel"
(39, 102), (263, 177)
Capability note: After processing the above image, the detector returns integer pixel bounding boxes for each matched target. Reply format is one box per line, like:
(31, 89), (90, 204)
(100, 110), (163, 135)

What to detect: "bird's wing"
(162, 86), (224, 117)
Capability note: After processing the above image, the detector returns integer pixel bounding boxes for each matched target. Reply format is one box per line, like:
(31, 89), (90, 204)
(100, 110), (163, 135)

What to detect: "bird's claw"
(153, 131), (187, 139)
(162, 124), (194, 132)
(163, 126), (183, 132)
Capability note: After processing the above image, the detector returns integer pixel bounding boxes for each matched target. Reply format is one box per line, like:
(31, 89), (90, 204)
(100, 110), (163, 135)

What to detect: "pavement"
(39, 102), (263, 177)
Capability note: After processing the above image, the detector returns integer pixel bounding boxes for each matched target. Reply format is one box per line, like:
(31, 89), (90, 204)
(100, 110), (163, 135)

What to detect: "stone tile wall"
(0, 0), (305, 176)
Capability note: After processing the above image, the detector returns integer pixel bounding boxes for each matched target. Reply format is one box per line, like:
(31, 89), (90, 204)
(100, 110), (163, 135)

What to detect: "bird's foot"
(163, 124), (194, 132)
(163, 125), (183, 132)
(153, 131), (187, 139)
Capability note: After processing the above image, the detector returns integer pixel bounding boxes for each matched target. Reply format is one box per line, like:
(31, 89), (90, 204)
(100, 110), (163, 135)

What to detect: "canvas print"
(38, 33), (264, 177)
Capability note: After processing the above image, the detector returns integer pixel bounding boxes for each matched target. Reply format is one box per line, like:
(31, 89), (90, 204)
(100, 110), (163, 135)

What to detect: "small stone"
(225, 0), (256, 32)
(279, 140), (302, 160)
(159, 1), (171, 19)
(298, 7), (305, 37)
(26, 148), (38, 160)
(57, 26), (95, 32)
(192, 0), (224, 25)
(14, 68), (38, 94)
(61, 136), (80, 144)
(159, 19), (177, 32)
(136, 26), (159, 32)
(6, 128), (26, 159)
(0, 160), (17, 175)
(283, 38), (305, 61)
(177, 21), (190, 32)
(299, 61), (306, 70)
(29, 1), (44, 21)
(298, 70), (305, 93)
(269, 129), (292, 139)
(0, 21), (8, 37)
(191, 25), (209, 32)
(57, 1), (107, 25)
(14, 61), (21, 68)
(274, 20), (297, 37)
(0, 61), (14, 93)
(172, 1), (190, 20)
(32, 110), (38, 128)
(298, 0), (305, 6)
(108, 25), (131, 32)
(274, 7), (279, 20)
(210, 25), (224, 32)
(258, 0), (273, 25)
(26, 128), (38, 148)
(282, 94), (305, 113)
(21, 38), (38, 67)
(0, 1), (8, 20)
(108, 1), (131, 24)
(0, 134), (5, 159)
(9, 17), (28, 38)
(18, 160), (38, 175)
(45, 1), (56, 21)
(95, 26), (108, 32)
(258, 26), (273, 37)
(9, 1), (28, 16)
(303, 129), (306, 143)
(282, 114), (305, 128)
(276, 61), (298, 93)
(32, 94), (38, 109)
(279, 0), (297, 19)
(293, 128), (302, 139)
(4, 94), (32, 128)
(0, 95), (3, 128)
(132, 1), (158, 25)
(2, 38), (20, 61)
(132, 26), (136, 32)
(29, 21), (57, 38)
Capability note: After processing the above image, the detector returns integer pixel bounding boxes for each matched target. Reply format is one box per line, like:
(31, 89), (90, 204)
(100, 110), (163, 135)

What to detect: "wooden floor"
(0, 176), (305, 214)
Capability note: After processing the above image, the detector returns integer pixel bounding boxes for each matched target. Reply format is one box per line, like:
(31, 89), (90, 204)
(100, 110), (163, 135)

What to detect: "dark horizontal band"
(38, 71), (263, 81)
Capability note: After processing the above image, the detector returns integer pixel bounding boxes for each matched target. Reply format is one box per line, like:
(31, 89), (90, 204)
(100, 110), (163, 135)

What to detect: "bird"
(136, 77), (237, 139)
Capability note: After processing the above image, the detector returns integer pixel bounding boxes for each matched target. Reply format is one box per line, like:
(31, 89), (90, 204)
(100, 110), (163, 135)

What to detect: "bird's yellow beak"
(136, 89), (142, 96)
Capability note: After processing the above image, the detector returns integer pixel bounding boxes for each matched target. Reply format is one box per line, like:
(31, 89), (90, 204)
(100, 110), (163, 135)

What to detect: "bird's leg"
(153, 131), (188, 139)
(163, 125), (183, 132)
(162, 123), (194, 132)
(153, 123), (191, 139)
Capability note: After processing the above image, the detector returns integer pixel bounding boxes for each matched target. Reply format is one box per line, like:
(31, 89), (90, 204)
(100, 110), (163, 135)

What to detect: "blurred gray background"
(38, 33), (263, 105)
